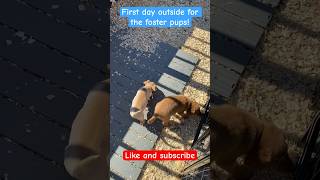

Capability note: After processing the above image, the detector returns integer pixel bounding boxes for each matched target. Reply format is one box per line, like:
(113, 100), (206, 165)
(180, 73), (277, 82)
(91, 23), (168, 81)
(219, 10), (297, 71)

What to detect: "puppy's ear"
(151, 84), (157, 91)
(143, 80), (150, 85)
(191, 101), (200, 114)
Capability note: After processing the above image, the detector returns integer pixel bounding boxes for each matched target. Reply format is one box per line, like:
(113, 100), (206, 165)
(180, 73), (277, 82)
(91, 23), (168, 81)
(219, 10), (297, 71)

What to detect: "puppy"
(147, 95), (201, 127)
(130, 80), (157, 124)
(209, 104), (294, 180)
(64, 80), (108, 180)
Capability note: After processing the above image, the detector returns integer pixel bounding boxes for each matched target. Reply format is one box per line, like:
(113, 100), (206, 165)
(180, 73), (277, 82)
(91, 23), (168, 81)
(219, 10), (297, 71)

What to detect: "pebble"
(29, 106), (35, 111)
(78, 4), (86, 11)
(6, 40), (12, 45)
(46, 94), (55, 100)
(51, 4), (59, 9)
(15, 31), (27, 40)
(64, 69), (72, 74)
(27, 38), (36, 44)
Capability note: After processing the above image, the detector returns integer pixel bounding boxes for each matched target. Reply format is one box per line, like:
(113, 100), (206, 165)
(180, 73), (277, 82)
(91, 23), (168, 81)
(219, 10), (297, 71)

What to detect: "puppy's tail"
(147, 114), (158, 124)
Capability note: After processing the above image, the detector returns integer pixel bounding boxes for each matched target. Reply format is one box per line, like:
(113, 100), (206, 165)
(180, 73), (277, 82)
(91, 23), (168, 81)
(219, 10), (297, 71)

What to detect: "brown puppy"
(147, 95), (201, 127)
(209, 104), (294, 180)
(64, 80), (108, 180)
(130, 80), (157, 124)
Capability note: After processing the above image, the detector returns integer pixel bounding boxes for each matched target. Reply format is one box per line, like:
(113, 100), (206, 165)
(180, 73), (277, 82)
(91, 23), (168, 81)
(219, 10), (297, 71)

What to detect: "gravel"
(110, 0), (209, 53)
(231, 0), (320, 144)
(229, 0), (320, 179)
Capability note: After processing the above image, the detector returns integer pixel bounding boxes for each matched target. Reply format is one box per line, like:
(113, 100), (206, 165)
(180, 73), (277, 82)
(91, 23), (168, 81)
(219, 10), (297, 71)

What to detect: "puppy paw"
(163, 122), (170, 127)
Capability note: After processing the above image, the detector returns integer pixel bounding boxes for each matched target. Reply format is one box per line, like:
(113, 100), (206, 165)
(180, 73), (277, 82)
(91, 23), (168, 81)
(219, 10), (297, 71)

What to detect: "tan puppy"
(64, 80), (108, 180)
(147, 95), (201, 127)
(130, 80), (157, 124)
(209, 104), (294, 180)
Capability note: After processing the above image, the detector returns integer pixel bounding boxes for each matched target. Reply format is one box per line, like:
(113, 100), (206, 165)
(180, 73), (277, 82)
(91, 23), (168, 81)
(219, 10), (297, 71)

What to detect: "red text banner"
(122, 150), (198, 161)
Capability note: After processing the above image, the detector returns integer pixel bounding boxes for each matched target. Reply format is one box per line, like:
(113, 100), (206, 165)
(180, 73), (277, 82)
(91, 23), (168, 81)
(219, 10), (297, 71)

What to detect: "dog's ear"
(151, 84), (157, 91)
(191, 101), (200, 114)
(143, 80), (150, 85)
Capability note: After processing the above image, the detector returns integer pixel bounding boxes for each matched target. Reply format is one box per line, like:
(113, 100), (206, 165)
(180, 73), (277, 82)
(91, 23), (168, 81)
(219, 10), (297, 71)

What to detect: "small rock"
(64, 69), (72, 74)
(3, 173), (9, 180)
(51, 4), (60, 9)
(56, 19), (63, 23)
(5, 138), (12, 143)
(46, 94), (55, 100)
(61, 134), (66, 141)
(94, 43), (102, 48)
(80, 30), (89, 33)
(15, 31), (27, 40)
(6, 40), (12, 45)
(78, 4), (86, 11)
(27, 38), (36, 44)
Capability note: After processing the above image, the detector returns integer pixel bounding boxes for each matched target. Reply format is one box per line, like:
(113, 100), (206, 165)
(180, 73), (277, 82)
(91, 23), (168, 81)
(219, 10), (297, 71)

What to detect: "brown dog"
(209, 104), (294, 180)
(130, 80), (157, 124)
(64, 80), (108, 180)
(147, 95), (201, 127)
